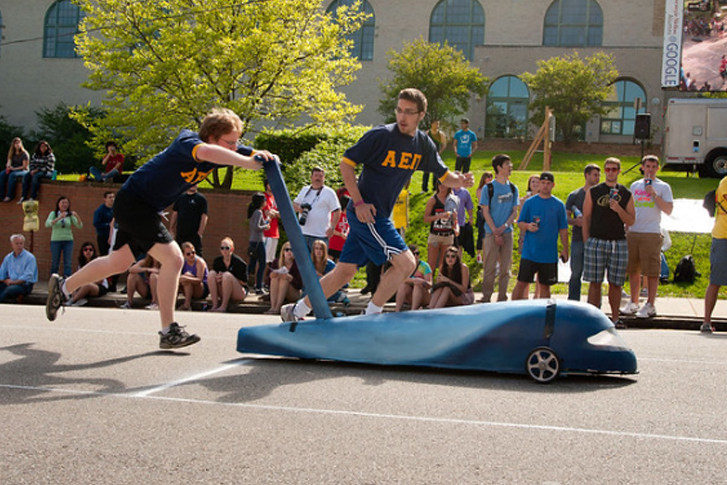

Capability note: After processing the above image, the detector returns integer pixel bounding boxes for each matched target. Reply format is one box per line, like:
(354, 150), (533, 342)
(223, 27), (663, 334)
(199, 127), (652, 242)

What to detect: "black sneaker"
(614, 320), (627, 330)
(46, 274), (69, 321)
(159, 323), (201, 349)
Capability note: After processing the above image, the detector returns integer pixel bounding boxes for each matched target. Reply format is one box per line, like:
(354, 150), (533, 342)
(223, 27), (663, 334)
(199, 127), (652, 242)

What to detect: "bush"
(0, 115), (27, 150)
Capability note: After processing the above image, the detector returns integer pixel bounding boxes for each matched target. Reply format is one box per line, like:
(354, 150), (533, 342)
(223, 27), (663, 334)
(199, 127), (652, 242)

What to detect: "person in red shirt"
(262, 179), (280, 268)
(89, 141), (124, 182)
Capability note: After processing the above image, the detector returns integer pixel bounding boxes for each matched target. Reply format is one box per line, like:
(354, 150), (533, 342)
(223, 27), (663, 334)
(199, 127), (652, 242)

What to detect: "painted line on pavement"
(133, 360), (252, 397)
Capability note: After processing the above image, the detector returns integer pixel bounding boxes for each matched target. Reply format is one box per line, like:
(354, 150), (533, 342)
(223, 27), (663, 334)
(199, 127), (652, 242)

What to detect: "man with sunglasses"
(282, 88), (474, 322)
(582, 157), (635, 328)
(46, 108), (277, 349)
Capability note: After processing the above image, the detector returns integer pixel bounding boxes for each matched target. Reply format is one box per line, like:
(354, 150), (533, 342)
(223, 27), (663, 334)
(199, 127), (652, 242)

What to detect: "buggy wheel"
(526, 347), (560, 383)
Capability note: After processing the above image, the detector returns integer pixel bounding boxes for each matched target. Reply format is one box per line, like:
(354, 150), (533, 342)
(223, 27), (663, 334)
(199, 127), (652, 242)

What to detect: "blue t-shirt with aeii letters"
(343, 123), (449, 218)
(479, 180), (519, 234)
(122, 129), (253, 212)
(518, 195), (567, 263)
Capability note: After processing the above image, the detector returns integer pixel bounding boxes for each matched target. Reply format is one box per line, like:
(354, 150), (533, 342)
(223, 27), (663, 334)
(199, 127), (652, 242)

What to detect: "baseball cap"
(539, 172), (555, 183)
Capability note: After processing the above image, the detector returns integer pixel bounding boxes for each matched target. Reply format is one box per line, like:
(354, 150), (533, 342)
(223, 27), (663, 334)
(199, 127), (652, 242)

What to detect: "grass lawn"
(61, 147), (724, 300)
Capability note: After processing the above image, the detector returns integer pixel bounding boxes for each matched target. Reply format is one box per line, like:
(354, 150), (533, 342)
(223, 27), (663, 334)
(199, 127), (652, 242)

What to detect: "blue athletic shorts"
(583, 238), (628, 287)
(710, 238), (727, 286)
(339, 210), (407, 267)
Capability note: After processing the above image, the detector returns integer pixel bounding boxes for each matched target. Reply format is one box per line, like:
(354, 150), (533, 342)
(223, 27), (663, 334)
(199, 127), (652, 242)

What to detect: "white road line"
(1, 382), (727, 445)
(133, 360), (252, 397)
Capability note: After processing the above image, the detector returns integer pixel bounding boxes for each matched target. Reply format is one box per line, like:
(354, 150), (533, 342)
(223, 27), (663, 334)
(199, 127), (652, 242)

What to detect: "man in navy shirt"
(283, 88), (474, 321)
(46, 108), (277, 349)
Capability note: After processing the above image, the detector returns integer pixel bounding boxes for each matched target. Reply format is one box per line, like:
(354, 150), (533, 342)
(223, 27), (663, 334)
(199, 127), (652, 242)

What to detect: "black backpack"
(703, 189), (726, 217)
(486, 181), (516, 203)
(673, 254), (697, 283)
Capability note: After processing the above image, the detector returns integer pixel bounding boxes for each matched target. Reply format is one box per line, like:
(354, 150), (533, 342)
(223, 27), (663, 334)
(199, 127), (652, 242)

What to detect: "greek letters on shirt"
(380, 150), (423, 171)
(180, 167), (214, 185)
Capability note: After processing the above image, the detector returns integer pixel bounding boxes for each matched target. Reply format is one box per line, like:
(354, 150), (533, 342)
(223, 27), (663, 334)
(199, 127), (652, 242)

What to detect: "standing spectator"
(702, 174), (727, 333)
(68, 242), (108, 307)
(622, 155), (674, 318)
(328, 187), (350, 261)
(45, 107), (277, 350)
(120, 254), (159, 309)
(177, 241), (209, 311)
(247, 192), (270, 294)
(429, 246), (472, 308)
(93, 191), (115, 255)
(480, 154), (519, 303)
(452, 117), (478, 174)
(1, 137), (30, 202)
(422, 119), (447, 193)
(582, 157), (635, 328)
(424, 181), (458, 275)
(262, 179), (280, 267)
(511, 172), (569, 300)
(565, 164), (601, 301)
(20, 140), (55, 203)
(170, 184), (208, 257)
(89, 141), (124, 182)
(475, 171), (493, 265)
(395, 244), (432, 312)
(45, 195), (83, 278)
(453, 184), (474, 257)
(208, 237), (248, 313)
(518, 175), (541, 251)
(282, 88), (473, 322)
(266, 241), (303, 314)
(293, 166), (341, 252)
(0, 234), (37, 303)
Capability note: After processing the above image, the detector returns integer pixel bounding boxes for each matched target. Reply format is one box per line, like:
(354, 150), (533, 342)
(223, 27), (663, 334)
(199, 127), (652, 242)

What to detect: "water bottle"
(572, 206), (582, 218)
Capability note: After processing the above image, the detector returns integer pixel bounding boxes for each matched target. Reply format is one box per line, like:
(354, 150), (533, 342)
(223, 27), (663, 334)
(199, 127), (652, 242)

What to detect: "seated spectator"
(68, 242), (109, 307)
(395, 244), (432, 312)
(177, 241), (209, 311)
(424, 181), (458, 276)
(265, 241), (302, 314)
(429, 246), (472, 308)
(89, 141), (124, 183)
(20, 140), (55, 203)
(120, 254), (159, 309)
(209, 237), (248, 313)
(1, 137), (30, 202)
(0, 234), (38, 303)
(310, 239), (349, 306)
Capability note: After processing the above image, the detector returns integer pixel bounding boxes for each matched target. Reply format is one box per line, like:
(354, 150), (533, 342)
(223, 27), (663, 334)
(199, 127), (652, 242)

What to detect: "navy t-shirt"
(343, 123), (449, 217)
(122, 129), (253, 212)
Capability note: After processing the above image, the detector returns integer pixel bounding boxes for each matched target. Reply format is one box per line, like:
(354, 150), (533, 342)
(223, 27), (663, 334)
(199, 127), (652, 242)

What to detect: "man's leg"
(568, 241), (584, 301)
(608, 284), (622, 324)
(481, 234), (497, 302)
(704, 284), (720, 326)
(147, 242), (185, 328)
(496, 232), (513, 301)
(292, 262), (359, 319)
(646, 275), (659, 306)
(587, 282), (602, 308)
(511, 281), (528, 301)
(370, 251), (416, 308)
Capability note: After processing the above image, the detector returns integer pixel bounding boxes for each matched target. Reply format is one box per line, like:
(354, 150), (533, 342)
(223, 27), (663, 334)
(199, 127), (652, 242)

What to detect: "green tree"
(378, 38), (488, 128)
(73, 0), (367, 188)
(521, 52), (618, 144)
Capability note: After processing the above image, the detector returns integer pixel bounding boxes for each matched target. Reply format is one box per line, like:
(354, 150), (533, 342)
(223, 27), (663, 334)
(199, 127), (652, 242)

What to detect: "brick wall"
(0, 180), (255, 281)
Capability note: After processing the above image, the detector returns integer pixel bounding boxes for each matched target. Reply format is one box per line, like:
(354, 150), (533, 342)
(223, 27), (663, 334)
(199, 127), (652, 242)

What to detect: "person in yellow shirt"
(702, 175), (727, 333)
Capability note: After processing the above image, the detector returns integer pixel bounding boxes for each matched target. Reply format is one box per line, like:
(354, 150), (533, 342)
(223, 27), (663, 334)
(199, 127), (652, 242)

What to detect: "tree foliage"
(73, 0), (367, 188)
(520, 52), (618, 144)
(378, 38), (488, 128)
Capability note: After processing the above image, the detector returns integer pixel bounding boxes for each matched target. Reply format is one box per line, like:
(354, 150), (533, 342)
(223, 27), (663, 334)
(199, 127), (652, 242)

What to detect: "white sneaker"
(71, 298), (88, 307)
(635, 302), (656, 319)
(700, 323), (714, 334)
(120, 301), (131, 309)
(620, 301), (639, 315)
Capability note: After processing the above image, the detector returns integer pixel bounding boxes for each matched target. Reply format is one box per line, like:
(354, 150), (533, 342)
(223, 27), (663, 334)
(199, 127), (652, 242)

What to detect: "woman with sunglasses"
(208, 237), (248, 312)
(177, 241), (209, 311)
(395, 244), (432, 312)
(45, 195), (83, 278)
(265, 241), (302, 314)
(429, 246), (473, 308)
(68, 242), (108, 306)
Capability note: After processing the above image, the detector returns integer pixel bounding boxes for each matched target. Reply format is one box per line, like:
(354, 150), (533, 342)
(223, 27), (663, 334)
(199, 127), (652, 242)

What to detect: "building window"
(600, 79), (647, 136)
(485, 76), (530, 139)
(44, 0), (84, 58)
(326, 0), (375, 61)
(543, 0), (602, 47)
(429, 0), (485, 61)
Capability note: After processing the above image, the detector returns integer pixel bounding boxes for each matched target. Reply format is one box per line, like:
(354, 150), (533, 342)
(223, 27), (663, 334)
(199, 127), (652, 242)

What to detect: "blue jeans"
(89, 166), (120, 182)
(22, 171), (52, 200)
(0, 282), (33, 302)
(0, 169), (28, 200)
(247, 240), (266, 290)
(568, 240), (585, 301)
(51, 240), (74, 277)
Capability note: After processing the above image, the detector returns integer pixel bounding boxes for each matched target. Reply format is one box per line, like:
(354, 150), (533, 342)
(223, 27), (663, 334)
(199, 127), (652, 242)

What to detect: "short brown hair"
(398, 88), (427, 114)
(198, 108), (243, 142)
(604, 157), (621, 169)
(641, 154), (660, 166)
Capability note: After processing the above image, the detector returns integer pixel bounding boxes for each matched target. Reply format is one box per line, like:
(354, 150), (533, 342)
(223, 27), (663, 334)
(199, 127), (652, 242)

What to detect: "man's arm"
(327, 209), (341, 239)
(440, 171), (475, 190)
(582, 190), (593, 242)
(195, 144), (274, 170)
(559, 228), (569, 262)
(198, 213), (208, 236)
(341, 160), (375, 223)
(169, 211), (178, 237)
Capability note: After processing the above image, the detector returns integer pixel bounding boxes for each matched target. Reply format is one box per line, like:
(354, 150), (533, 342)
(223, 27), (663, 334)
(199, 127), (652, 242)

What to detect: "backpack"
(486, 181), (516, 204)
(703, 189), (726, 217)
(673, 255), (697, 283)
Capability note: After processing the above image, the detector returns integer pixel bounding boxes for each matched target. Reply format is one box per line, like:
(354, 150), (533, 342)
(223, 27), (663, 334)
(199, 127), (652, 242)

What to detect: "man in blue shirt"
(93, 191), (115, 256)
(512, 172), (569, 300)
(0, 234), (37, 303)
(283, 88), (474, 321)
(453, 118), (478, 173)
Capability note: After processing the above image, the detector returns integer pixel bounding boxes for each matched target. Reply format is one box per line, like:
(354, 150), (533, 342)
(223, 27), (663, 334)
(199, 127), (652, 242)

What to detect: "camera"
(299, 203), (312, 226)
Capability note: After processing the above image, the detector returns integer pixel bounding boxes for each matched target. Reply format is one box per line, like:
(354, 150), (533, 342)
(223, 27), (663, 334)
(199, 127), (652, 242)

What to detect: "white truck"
(663, 98), (727, 178)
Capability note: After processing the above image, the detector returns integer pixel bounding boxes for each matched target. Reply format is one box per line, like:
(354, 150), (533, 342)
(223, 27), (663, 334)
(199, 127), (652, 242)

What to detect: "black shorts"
(517, 258), (558, 286)
(113, 189), (174, 258)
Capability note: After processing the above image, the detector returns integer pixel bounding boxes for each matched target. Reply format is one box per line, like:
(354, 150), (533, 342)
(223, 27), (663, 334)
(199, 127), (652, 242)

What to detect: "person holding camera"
(293, 167), (341, 252)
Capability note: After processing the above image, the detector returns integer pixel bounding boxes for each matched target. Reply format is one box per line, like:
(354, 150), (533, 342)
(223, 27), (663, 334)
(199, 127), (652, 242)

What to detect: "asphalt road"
(2, 305), (727, 484)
